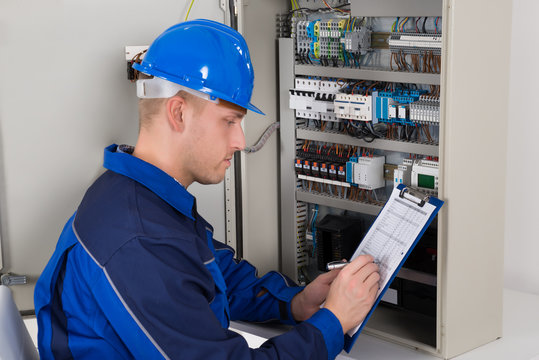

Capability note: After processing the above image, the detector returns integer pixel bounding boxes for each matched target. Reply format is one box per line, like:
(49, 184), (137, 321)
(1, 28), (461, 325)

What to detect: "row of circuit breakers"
(289, 77), (440, 124)
(295, 156), (439, 191)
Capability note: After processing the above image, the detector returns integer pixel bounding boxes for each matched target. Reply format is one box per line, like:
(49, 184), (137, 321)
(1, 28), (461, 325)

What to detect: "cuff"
(277, 286), (304, 325)
(305, 308), (344, 360)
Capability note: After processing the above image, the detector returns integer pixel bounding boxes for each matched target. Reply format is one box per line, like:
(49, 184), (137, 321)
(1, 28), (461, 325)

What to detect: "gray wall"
(0, 0), (227, 310)
(504, 0), (539, 295)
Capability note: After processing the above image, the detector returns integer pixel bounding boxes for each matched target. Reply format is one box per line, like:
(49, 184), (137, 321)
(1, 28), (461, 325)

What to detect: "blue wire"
(311, 205), (319, 256)
(392, 17), (399, 32)
(308, 53), (320, 63)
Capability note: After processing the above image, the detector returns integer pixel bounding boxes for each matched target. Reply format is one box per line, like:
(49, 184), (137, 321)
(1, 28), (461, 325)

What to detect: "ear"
(165, 96), (186, 132)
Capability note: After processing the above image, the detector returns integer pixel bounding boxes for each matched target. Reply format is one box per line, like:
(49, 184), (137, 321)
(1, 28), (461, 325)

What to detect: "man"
(34, 19), (380, 359)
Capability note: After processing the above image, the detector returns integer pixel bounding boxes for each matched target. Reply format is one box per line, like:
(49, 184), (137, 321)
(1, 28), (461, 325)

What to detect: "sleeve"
(96, 235), (343, 360)
(212, 240), (303, 325)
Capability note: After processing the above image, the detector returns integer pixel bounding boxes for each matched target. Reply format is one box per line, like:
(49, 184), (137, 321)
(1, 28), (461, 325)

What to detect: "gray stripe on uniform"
(72, 221), (171, 360)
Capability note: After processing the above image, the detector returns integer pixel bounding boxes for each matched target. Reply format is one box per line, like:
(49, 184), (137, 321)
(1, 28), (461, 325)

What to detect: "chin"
(197, 175), (226, 185)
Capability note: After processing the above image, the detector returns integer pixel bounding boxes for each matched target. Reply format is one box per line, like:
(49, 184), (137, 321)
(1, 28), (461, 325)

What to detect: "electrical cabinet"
(239, 0), (510, 358)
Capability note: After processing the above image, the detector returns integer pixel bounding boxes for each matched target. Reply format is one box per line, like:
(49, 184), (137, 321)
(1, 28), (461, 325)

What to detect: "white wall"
(504, 0), (539, 295)
(0, 0), (227, 310)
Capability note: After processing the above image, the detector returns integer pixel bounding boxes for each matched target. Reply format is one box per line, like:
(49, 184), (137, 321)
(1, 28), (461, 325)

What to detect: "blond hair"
(138, 90), (206, 130)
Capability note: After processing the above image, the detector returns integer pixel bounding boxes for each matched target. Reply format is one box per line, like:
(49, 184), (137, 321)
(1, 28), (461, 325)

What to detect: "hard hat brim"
(247, 103), (265, 116)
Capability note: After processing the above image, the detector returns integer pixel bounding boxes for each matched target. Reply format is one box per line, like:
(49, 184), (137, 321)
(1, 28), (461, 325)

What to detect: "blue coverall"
(34, 144), (344, 359)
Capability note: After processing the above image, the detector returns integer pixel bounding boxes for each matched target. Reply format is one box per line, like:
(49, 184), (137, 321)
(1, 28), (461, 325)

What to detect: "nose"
(231, 123), (246, 152)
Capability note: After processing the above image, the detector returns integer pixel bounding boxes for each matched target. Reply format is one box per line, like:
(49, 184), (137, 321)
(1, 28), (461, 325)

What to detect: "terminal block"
(375, 89), (427, 124)
(410, 95), (440, 124)
(389, 33), (442, 55)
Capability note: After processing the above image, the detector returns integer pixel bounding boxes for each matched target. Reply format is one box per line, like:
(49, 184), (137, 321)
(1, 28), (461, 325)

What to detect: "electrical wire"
(392, 17), (399, 32)
(321, 0), (350, 13)
(130, 49), (148, 82)
(243, 122), (280, 153)
(400, 17), (409, 32)
(310, 205), (319, 256)
(185, 0), (195, 21)
(289, 2), (350, 16)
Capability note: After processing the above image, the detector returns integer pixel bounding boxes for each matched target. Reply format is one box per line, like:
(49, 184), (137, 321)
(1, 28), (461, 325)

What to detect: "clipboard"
(343, 183), (444, 352)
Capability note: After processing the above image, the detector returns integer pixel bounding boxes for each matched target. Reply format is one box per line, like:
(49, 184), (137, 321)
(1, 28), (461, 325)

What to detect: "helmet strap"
(136, 77), (219, 105)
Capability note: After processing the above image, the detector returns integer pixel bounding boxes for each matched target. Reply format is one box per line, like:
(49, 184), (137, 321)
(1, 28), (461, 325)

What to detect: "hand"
(323, 255), (380, 333)
(290, 268), (342, 322)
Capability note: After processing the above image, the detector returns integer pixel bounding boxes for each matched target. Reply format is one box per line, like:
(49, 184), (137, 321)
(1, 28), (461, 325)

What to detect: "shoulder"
(73, 170), (199, 266)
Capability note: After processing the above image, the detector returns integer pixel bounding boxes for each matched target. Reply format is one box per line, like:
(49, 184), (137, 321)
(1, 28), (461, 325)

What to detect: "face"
(180, 99), (246, 186)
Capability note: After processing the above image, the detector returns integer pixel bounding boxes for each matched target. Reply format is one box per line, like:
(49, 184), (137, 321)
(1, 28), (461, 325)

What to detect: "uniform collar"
(103, 144), (196, 221)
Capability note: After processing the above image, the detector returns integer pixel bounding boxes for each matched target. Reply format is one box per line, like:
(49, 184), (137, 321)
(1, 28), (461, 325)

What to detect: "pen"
(326, 260), (348, 270)
(326, 259), (380, 270)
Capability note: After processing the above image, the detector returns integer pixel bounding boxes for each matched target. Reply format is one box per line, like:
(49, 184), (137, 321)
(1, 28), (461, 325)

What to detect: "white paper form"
(348, 186), (437, 336)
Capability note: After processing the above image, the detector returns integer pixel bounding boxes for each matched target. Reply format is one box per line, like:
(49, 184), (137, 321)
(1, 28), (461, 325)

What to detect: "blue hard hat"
(133, 19), (264, 115)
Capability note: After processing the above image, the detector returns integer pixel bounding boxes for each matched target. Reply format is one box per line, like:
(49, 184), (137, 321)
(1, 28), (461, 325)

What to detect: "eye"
(225, 118), (238, 127)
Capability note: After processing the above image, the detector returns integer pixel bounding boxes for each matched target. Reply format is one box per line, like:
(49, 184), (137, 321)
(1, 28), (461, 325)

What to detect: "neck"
(132, 129), (193, 188)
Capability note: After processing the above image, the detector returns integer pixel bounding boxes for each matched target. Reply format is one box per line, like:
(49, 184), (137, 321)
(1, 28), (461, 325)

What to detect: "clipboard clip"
(399, 186), (430, 207)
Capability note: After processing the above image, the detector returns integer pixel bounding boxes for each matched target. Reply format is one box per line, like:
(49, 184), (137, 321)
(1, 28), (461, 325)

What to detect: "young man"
(34, 20), (379, 359)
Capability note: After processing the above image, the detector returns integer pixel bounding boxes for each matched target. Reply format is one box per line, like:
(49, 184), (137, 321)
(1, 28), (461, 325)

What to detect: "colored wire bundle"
(129, 49), (148, 82)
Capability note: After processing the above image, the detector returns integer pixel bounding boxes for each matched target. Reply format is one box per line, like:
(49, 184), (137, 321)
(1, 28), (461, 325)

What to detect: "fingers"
(356, 261), (379, 283)
(364, 270), (380, 289)
(341, 254), (375, 277)
(364, 272), (381, 302)
(342, 256), (380, 300)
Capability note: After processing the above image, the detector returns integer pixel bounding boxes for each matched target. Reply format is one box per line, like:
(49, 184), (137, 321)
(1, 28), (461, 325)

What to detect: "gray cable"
(243, 122), (280, 153)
